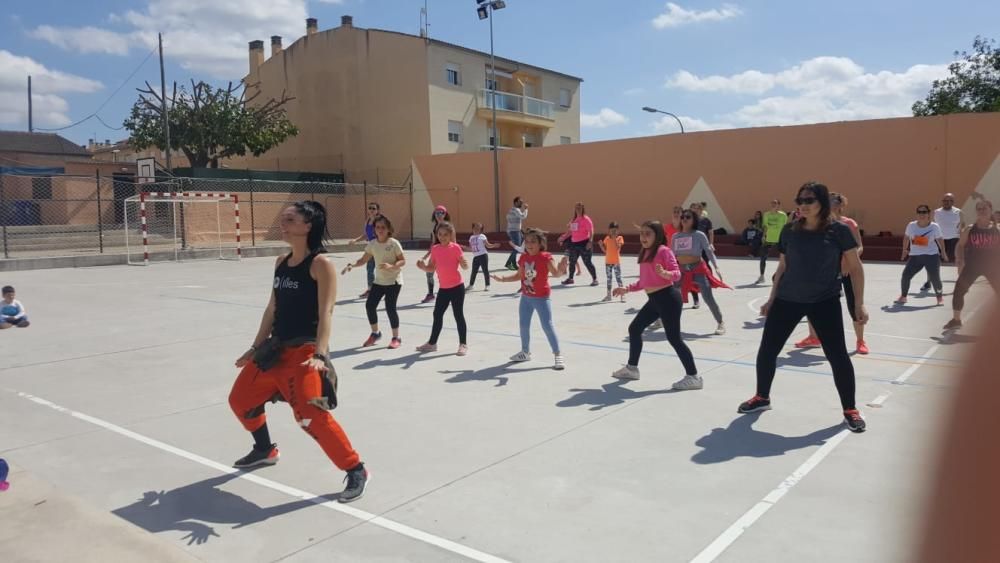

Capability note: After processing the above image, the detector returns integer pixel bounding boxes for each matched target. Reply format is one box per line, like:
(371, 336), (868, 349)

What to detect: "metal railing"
(478, 89), (554, 120)
(0, 173), (414, 260)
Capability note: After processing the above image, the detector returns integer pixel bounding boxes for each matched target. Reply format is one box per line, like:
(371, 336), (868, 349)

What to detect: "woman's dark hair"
(916, 204), (931, 214)
(792, 181), (832, 231)
(513, 196), (522, 206)
(573, 202), (586, 218)
(524, 227), (548, 251)
(608, 221), (619, 229)
(679, 210), (698, 233)
(472, 222), (484, 230)
(2, 285), (13, 294)
(373, 214), (394, 236)
(637, 220), (667, 263)
(292, 200), (329, 253)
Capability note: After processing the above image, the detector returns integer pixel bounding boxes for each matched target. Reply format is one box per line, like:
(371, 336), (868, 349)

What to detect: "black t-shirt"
(697, 216), (713, 236)
(776, 221), (858, 303)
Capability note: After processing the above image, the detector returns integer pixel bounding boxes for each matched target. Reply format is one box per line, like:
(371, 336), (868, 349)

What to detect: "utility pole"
(158, 33), (172, 172)
(27, 76), (33, 133)
(488, 6), (501, 233)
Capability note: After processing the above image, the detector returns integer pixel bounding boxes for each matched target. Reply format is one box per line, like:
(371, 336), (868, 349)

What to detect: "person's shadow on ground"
(556, 380), (679, 411)
(112, 472), (327, 546)
(691, 413), (842, 464)
(353, 352), (427, 371)
(440, 363), (550, 386)
(776, 348), (828, 369)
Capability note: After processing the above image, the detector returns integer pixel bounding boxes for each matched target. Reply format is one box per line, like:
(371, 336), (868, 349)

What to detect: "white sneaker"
(672, 375), (704, 390)
(601, 294), (612, 302)
(510, 351), (531, 362)
(715, 322), (726, 335)
(692, 302), (700, 309)
(612, 365), (640, 380)
(647, 319), (663, 331)
(755, 275), (765, 284)
(553, 355), (565, 370)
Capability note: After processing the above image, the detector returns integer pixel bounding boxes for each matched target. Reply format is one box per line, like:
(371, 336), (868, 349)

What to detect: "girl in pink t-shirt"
(610, 220), (700, 389)
(556, 202), (599, 286)
(416, 221), (469, 355)
(492, 228), (569, 370)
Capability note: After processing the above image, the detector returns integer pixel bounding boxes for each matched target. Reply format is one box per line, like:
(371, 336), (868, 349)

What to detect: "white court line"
(689, 303), (972, 562)
(747, 297), (765, 315)
(863, 331), (934, 343)
(11, 390), (510, 563)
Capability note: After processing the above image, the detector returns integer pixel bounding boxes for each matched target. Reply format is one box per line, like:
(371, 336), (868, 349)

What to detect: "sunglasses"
(795, 197), (818, 205)
(681, 214), (695, 220)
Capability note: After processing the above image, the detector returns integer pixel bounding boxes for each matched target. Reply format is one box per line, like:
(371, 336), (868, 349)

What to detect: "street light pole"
(642, 106), (685, 134)
(488, 5), (501, 233)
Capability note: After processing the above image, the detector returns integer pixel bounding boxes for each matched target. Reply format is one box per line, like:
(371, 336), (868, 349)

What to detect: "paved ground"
(0, 250), (989, 562)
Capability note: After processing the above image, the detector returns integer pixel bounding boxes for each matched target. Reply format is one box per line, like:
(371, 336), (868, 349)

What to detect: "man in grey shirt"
(505, 196), (528, 270)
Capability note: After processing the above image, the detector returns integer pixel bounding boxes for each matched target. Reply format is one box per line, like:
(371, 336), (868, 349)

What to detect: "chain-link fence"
(0, 173), (413, 260)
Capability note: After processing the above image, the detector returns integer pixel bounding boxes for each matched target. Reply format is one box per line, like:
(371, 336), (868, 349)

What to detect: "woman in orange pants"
(228, 200), (369, 503)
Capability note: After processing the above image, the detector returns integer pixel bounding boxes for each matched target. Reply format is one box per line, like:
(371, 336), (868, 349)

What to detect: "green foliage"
(124, 80), (298, 168)
(913, 36), (1000, 116)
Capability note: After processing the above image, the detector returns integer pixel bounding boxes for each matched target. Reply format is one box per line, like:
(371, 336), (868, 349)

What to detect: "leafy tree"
(913, 36), (1000, 116)
(124, 80), (298, 168)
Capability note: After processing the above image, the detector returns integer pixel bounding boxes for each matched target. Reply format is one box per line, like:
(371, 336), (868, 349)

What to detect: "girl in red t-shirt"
(492, 228), (569, 370)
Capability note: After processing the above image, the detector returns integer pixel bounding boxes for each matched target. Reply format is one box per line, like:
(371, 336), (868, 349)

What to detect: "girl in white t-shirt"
(897, 205), (947, 305)
(464, 222), (499, 291)
(343, 216), (406, 348)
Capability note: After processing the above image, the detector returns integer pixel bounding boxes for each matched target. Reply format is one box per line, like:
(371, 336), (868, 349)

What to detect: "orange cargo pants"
(228, 343), (360, 471)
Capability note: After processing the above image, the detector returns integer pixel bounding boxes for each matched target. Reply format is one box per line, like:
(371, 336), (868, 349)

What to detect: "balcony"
(477, 89), (556, 128)
(478, 145), (515, 151)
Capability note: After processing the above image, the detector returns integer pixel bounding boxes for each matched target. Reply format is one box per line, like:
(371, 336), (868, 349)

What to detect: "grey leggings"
(682, 263), (723, 324)
(902, 254), (942, 296)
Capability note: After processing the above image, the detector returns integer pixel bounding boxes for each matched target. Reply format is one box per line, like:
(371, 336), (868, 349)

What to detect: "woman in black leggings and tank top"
(944, 199), (1000, 330)
(738, 182), (869, 433)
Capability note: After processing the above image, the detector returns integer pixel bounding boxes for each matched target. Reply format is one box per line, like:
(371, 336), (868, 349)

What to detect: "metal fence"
(0, 173), (413, 259)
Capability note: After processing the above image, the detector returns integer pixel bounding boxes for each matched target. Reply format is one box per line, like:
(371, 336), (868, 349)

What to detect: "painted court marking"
(9, 390), (510, 563)
(689, 308), (976, 563)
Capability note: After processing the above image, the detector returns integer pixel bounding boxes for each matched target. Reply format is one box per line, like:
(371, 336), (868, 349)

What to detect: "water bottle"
(0, 458), (9, 491)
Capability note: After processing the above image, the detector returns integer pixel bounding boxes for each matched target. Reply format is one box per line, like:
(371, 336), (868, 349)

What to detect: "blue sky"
(1, 0), (996, 146)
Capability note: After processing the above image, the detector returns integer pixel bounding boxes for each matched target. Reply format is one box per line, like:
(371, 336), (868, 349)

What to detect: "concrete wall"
(411, 113), (1000, 237)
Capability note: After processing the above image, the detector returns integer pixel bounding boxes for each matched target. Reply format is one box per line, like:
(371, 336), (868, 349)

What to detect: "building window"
(446, 63), (461, 86)
(559, 88), (571, 108)
(447, 120), (463, 143)
(31, 177), (53, 200)
(560, 136), (572, 145)
(485, 77), (497, 91)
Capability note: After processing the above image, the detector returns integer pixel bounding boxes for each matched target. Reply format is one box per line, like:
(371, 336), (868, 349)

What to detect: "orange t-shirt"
(603, 235), (624, 265)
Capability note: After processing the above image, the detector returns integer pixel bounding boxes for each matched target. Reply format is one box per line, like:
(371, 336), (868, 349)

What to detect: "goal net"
(124, 192), (242, 265)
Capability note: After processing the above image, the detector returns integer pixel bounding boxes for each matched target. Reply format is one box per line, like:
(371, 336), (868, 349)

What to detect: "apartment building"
(234, 15), (582, 184)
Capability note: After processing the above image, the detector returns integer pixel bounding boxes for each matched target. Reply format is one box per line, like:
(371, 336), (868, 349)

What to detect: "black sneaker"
(844, 409), (866, 433)
(737, 395), (772, 414)
(340, 463), (370, 503)
(234, 443), (279, 468)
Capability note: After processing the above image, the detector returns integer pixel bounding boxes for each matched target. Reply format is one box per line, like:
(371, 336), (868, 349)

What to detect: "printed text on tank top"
(966, 224), (1000, 262)
(272, 253), (320, 340)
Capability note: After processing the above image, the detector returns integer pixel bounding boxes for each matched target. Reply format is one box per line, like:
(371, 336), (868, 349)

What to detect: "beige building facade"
(232, 15), (582, 186)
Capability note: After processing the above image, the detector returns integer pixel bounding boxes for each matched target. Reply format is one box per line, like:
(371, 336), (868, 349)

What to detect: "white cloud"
(27, 0), (309, 79)
(622, 87), (646, 96)
(581, 108), (629, 128)
(651, 114), (731, 133)
(0, 50), (103, 128)
(664, 56), (950, 129)
(652, 3), (743, 29)
(29, 25), (131, 55)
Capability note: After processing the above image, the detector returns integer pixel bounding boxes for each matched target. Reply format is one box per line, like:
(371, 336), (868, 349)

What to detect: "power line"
(34, 46), (157, 133)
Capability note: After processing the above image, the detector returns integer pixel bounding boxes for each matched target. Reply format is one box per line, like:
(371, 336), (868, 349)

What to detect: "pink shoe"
(421, 294), (435, 303)
(794, 336), (821, 348)
(457, 344), (468, 356)
(415, 343), (437, 352)
(388, 337), (401, 349)
(856, 340), (869, 355)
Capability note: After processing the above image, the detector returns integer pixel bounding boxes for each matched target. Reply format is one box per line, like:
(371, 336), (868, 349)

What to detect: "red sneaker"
(856, 340), (869, 355)
(362, 332), (382, 347)
(794, 336), (821, 348)
(388, 337), (401, 349)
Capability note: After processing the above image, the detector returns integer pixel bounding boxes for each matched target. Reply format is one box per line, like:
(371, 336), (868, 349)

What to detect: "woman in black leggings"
(943, 199), (1000, 330)
(738, 182), (869, 433)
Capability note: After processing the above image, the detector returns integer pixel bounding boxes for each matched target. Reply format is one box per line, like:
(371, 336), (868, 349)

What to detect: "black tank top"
(965, 224), (1000, 266)
(272, 253), (320, 340)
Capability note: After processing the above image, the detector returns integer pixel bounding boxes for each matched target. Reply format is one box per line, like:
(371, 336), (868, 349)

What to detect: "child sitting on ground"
(1, 286), (30, 329)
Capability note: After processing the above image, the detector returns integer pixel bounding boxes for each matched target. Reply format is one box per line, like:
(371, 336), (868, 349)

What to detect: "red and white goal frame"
(124, 191), (241, 265)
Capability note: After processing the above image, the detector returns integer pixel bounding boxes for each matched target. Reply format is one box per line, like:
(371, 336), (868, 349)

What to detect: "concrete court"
(0, 248), (990, 563)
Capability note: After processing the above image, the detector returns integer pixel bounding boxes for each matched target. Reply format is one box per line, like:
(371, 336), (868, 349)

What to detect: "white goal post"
(124, 191), (242, 265)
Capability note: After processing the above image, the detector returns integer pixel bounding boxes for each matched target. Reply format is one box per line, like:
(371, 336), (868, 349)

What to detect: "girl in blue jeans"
(492, 228), (569, 370)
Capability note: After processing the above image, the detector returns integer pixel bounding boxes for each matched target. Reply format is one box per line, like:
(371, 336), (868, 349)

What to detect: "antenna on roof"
(420, 0), (429, 39)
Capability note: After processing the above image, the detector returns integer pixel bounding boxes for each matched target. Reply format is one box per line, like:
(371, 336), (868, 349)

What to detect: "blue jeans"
(519, 296), (560, 354)
(506, 230), (524, 266)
